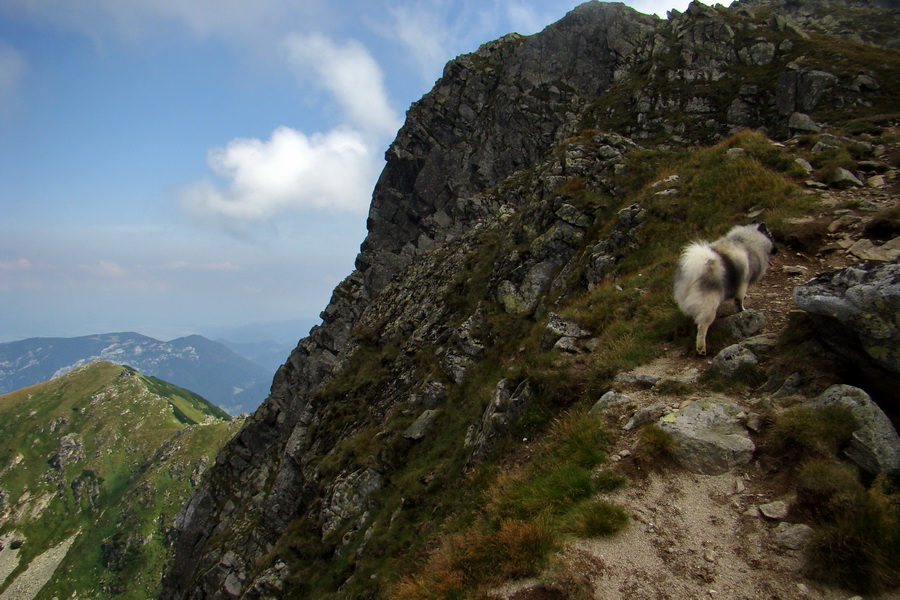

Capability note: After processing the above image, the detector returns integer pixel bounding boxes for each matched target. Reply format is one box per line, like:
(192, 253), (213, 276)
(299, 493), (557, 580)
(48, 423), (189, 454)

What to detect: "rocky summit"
(161, 1), (900, 599)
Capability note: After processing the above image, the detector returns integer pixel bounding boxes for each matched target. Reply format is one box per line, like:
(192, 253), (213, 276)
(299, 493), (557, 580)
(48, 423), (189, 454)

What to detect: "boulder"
(825, 167), (863, 189)
(787, 112), (821, 133)
(403, 410), (441, 441)
(759, 500), (790, 520)
(712, 309), (766, 340)
(624, 403), (668, 431)
(657, 399), (756, 475)
(590, 390), (633, 414)
(709, 344), (759, 377)
(812, 385), (900, 477)
(793, 262), (900, 405)
(773, 522), (815, 550)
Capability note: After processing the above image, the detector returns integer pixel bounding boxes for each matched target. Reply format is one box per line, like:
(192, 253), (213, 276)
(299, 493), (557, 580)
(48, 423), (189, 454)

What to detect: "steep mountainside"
(0, 333), (272, 414)
(163, 0), (900, 598)
(0, 361), (241, 599)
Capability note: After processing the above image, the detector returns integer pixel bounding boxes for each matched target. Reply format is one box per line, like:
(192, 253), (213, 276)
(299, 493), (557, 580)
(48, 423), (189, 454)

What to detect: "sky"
(0, 0), (720, 344)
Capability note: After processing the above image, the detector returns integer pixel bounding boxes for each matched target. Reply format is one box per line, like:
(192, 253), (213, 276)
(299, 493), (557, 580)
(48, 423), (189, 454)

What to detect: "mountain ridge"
(162, 0), (900, 597)
(0, 360), (241, 599)
(0, 332), (272, 414)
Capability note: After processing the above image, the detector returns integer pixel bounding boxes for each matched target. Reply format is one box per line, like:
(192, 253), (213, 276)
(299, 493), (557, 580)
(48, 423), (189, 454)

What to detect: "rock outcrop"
(793, 261), (900, 408)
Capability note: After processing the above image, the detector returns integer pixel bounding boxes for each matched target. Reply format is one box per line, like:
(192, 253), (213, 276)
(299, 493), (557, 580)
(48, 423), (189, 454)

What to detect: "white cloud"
(180, 32), (400, 235)
(284, 33), (401, 138)
(179, 125), (376, 233)
(0, 43), (25, 110)
(385, 5), (453, 83)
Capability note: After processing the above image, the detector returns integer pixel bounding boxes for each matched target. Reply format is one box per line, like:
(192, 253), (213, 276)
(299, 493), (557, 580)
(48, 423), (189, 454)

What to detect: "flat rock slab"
(658, 399), (755, 475)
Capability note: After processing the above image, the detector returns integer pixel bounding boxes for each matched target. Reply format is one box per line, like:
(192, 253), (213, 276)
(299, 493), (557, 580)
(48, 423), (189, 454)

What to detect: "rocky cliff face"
(162, 1), (900, 598)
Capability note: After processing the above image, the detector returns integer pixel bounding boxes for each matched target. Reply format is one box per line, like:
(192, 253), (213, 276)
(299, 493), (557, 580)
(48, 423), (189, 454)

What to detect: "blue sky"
(0, 0), (714, 343)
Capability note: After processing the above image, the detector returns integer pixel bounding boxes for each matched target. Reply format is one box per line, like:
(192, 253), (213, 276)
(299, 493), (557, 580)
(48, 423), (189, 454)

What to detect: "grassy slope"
(0, 361), (240, 599)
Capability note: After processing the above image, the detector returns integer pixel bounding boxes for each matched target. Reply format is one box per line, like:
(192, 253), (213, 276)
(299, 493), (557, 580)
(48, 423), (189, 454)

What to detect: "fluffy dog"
(674, 223), (777, 355)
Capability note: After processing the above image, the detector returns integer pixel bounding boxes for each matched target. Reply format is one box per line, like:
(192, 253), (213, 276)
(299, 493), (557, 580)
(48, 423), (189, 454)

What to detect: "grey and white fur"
(674, 223), (777, 355)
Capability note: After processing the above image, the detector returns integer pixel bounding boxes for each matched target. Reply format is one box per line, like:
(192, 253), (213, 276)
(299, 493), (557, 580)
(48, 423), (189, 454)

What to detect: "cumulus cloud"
(180, 33), (399, 234)
(284, 33), (401, 138)
(179, 125), (377, 233)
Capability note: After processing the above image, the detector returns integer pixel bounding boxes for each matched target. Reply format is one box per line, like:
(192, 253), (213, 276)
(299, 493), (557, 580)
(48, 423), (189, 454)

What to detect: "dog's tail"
(674, 242), (725, 318)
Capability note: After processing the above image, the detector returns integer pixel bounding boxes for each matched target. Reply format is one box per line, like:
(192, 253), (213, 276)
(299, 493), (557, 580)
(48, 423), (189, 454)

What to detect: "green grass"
(805, 477), (900, 593)
(0, 361), (238, 599)
(767, 404), (857, 458)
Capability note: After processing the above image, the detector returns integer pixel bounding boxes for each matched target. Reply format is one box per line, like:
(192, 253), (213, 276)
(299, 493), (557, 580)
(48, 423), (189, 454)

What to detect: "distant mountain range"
(0, 332), (274, 414)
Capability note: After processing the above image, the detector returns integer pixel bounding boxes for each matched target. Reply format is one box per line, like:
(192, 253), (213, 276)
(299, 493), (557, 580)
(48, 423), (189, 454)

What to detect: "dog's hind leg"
(694, 309), (716, 356)
(734, 280), (748, 312)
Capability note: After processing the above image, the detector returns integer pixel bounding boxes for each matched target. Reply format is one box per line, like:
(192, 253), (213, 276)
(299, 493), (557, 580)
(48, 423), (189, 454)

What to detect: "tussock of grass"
(635, 424), (676, 465)
(593, 470), (628, 493)
(563, 500), (629, 538)
(795, 460), (864, 521)
(767, 404), (856, 458)
(760, 407), (899, 594)
(805, 477), (900, 593)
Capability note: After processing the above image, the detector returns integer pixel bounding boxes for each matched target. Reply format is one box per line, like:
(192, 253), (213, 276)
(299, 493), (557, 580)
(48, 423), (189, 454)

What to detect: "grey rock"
(848, 238), (900, 262)
(542, 312), (592, 351)
(794, 158), (814, 174)
(50, 433), (84, 470)
(812, 385), (900, 477)
(777, 70), (838, 116)
(590, 390), (633, 414)
(321, 468), (383, 537)
(825, 167), (863, 189)
(713, 309), (766, 340)
(771, 372), (803, 399)
(739, 41), (776, 66)
(624, 403), (667, 431)
(587, 204), (646, 285)
(465, 379), (534, 465)
(404, 410), (441, 440)
(614, 372), (662, 388)
(409, 381), (447, 407)
(850, 74), (879, 92)
(773, 522), (815, 550)
(788, 112), (821, 133)
(759, 500), (790, 520)
(658, 399), (755, 475)
(709, 344), (759, 377)
(793, 262), (900, 395)
(553, 336), (581, 353)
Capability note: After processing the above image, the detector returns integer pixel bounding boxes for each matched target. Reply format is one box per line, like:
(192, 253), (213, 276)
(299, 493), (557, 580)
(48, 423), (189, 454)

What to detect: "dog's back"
(674, 242), (725, 320)
(674, 224), (776, 355)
